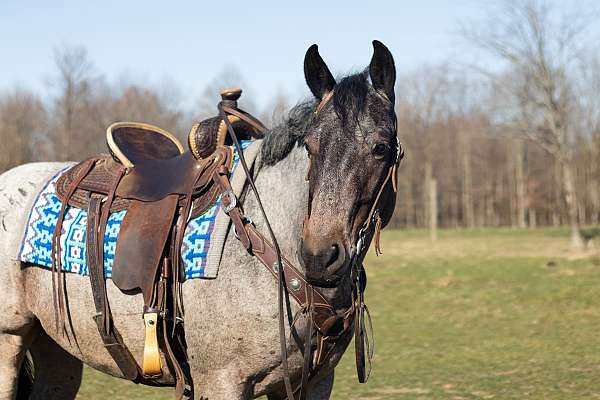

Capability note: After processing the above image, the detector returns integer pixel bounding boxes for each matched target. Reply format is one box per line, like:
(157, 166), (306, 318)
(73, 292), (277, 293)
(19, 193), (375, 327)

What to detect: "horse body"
(0, 145), (347, 399)
(0, 41), (399, 399)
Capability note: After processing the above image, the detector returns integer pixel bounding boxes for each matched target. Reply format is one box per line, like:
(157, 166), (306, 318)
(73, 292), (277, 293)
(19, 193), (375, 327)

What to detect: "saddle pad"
(17, 140), (257, 280)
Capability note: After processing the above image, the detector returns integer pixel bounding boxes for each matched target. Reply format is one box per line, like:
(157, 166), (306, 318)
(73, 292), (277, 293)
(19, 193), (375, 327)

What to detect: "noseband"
(220, 89), (401, 399)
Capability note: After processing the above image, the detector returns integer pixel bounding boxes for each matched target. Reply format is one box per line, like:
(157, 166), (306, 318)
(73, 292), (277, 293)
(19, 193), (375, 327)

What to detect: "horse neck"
(246, 143), (309, 262)
(249, 143), (354, 310)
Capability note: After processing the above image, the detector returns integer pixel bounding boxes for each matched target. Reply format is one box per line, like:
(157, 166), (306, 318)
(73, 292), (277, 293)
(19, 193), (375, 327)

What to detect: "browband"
(315, 90), (335, 114)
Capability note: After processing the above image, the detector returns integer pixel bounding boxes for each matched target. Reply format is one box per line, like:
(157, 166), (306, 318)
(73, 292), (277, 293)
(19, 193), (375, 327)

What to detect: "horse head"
(299, 41), (401, 287)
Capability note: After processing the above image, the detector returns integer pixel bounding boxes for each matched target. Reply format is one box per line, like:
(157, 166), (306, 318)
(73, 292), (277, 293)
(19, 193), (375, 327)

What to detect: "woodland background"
(1, 1), (599, 248)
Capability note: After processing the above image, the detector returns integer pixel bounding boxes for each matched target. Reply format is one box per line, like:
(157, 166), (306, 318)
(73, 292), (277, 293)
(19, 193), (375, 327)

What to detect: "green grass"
(77, 228), (600, 399)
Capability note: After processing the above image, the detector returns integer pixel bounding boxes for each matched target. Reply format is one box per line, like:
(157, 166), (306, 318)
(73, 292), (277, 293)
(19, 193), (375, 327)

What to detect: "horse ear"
(304, 44), (336, 100)
(369, 40), (396, 102)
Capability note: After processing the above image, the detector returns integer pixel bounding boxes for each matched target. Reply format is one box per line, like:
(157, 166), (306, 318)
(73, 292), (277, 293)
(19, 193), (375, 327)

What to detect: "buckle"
(221, 189), (237, 214)
(355, 228), (366, 257)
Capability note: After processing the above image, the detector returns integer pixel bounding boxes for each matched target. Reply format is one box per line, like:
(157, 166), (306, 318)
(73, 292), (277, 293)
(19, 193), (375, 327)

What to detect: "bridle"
(218, 89), (402, 399)
(348, 128), (402, 382)
(341, 96), (402, 383)
(312, 89), (402, 268)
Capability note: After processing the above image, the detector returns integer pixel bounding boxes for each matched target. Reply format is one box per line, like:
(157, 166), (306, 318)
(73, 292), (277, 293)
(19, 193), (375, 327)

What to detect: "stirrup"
(142, 310), (162, 377)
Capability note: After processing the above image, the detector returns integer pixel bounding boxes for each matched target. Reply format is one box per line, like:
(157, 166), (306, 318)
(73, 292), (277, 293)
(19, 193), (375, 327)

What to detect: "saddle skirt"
(17, 140), (260, 280)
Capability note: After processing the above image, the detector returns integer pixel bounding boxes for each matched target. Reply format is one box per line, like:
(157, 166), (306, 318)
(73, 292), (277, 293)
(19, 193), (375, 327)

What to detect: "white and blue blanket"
(17, 141), (256, 280)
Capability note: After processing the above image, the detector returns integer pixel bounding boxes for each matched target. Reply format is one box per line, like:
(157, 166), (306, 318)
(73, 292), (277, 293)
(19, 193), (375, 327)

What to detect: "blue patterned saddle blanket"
(17, 141), (252, 280)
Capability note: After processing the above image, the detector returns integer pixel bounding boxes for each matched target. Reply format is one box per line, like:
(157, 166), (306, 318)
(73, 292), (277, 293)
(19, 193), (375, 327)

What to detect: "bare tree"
(50, 45), (105, 159)
(574, 53), (600, 225)
(462, 0), (597, 249)
(104, 84), (184, 138)
(0, 88), (46, 172)
(194, 66), (257, 120)
(398, 65), (450, 240)
(446, 75), (485, 229)
(260, 91), (290, 129)
(4, 32), (600, 233)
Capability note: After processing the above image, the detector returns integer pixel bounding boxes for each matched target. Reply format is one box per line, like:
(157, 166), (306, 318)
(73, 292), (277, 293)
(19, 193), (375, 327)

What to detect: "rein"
(219, 90), (402, 398)
(219, 100), (296, 399)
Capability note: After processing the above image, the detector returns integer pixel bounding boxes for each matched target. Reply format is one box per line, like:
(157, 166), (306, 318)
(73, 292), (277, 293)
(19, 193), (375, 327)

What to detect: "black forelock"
(332, 70), (369, 125)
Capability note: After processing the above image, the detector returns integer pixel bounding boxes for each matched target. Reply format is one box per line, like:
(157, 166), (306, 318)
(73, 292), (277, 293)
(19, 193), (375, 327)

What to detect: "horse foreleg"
(265, 371), (335, 400)
(28, 330), (83, 400)
(307, 371), (334, 400)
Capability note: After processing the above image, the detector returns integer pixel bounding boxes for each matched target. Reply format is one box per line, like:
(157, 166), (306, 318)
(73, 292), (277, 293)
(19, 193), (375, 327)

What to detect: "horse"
(0, 40), (399, 399)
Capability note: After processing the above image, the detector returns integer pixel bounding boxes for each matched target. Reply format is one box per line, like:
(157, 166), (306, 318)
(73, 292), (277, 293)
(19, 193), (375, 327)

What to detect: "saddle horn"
(188, 88), (265, 160)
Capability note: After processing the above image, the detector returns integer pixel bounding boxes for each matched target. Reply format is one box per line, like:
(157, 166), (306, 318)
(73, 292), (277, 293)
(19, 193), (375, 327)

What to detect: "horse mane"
(261, 71), (370, 166)
(261, 100), (316, 166)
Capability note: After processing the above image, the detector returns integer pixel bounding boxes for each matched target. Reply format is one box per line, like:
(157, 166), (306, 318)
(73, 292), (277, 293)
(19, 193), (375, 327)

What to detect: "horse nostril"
(300, 239), (348, 286)
(327, 243), (340, 267)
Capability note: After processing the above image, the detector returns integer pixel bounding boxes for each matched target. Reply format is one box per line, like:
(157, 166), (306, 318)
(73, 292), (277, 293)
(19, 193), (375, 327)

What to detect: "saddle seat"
(107, 122), (185, 168)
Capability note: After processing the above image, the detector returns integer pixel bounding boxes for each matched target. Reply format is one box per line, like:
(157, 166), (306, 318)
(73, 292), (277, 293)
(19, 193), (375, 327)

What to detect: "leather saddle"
(52, 88), (264, 391)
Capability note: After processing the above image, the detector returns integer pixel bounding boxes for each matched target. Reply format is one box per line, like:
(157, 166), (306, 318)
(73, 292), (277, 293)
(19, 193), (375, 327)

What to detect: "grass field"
(76, 228), (600, 399)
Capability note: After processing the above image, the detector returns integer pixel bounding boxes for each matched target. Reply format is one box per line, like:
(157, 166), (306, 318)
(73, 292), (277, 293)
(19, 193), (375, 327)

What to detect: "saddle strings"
(218, 102), (297, 400)
(52, 158), (96, 344)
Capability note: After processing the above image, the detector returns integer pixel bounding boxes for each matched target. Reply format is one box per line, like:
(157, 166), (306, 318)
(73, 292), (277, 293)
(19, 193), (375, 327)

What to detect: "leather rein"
(218, 90), (402, 399)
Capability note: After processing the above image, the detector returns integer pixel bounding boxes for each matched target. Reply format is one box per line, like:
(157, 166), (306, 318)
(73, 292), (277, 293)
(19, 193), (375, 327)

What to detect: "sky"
(1, 1), (484, 109)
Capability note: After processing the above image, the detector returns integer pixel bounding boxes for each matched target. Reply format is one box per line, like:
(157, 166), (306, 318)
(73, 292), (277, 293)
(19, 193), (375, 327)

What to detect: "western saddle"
(51, 88), (375, 400)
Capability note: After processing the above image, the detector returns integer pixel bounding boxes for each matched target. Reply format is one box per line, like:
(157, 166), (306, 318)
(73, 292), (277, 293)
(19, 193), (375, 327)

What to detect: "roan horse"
(0, 41), (400, 399)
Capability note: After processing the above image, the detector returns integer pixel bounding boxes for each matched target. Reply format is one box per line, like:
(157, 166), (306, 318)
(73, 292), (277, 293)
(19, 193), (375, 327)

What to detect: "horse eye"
(372, 143), (388, 159)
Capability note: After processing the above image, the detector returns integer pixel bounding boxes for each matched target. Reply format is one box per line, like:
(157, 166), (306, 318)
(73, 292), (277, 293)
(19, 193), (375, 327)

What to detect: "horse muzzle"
(300, 238), (349, 287)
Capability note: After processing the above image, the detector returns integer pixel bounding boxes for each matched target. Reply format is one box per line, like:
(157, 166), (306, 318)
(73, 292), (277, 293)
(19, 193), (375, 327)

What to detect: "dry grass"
(378, 228), (584, 259)
(76, 228), (600, 399)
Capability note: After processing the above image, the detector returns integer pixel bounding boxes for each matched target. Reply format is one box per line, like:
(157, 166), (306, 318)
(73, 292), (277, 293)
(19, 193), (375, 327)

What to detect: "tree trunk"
(460, 131), (474, 228)
(424, 161), (432, 229)
(562, 160), (583, 250)
(495, 173), (504, 227)
(552, 160), (562, 227)
(591, 185), (599, 225)
(589, 145), (599, 225)
(430, 178), (438, 241)
(485, 187), (495, 226)
(529, 209), (537, 228)
(450, 191), (459, 228)
(514, 140), (526, 228)
(62, 80), (75, 161)
(507, 141), (517, 227)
